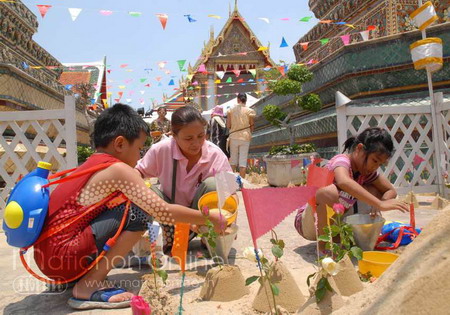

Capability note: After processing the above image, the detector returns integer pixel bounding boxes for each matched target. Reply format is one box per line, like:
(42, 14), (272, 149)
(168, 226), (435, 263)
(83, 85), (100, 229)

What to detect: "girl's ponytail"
(343, 136), (357, 153)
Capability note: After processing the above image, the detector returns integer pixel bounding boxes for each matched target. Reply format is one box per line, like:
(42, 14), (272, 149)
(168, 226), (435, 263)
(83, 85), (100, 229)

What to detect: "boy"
(33, 104), (223, 310)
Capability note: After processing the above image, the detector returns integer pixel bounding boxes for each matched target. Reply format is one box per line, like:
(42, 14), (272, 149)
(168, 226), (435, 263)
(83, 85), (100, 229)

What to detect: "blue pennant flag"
(280, 37), (289, 48)
(168, 79), (175, 85)
(184, 14), (197, 23)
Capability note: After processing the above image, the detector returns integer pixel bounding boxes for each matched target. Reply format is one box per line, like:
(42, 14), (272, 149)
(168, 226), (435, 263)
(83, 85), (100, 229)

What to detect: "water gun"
(3, 162), (51, 248)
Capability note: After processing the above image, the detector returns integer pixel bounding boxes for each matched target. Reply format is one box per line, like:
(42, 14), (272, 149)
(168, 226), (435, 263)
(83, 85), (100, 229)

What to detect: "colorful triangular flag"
(216, 71), (225, 79)
(208, 14), (221, 19)
(258, 17), (270, 24)
(280, 37), (289, 48)
(168, 79), (175, 86)
(99, 10), (113, 16)
(177, 60), (186, 71)
(226, 77), (232, 83)
(36, 5), (52, 18)
(129, 12), (142, 17)
(232, 69), (241, 77)
(68, 8), (82, 21)
(340, 34), (351, 45)
(184, 14), (196, 23)
(249, 69), (256, 77)
(320, 38), (330, 45)
(299, 16), (313, 22)
(300, 42), (309, 51)
(360, 30), (370, 41)
(156, 13), (168, 30)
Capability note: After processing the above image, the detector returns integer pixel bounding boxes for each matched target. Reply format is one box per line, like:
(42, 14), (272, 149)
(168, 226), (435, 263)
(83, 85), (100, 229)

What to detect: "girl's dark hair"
(237, 93), (247, 104)
(93, 103), (150, 148)
(343, 127), (394, 158)
(171, 106), (207, 134)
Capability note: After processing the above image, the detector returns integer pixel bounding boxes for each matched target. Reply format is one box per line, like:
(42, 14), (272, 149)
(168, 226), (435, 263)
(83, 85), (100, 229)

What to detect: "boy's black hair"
(237, 93), (247, 104)
(93, 103), (150, 148)
(171, 106), (207, 135)
(343, 127), (394, 158)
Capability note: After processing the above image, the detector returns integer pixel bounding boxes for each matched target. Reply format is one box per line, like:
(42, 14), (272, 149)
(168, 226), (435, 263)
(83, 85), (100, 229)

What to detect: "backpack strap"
(42, 161), (117, 188)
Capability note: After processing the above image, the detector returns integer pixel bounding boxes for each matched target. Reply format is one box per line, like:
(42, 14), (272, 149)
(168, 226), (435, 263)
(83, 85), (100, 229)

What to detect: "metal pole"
(417, 0), (444, 195)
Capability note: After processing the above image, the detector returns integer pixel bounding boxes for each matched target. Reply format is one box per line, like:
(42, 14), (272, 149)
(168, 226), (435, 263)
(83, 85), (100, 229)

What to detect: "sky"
(24, 0), (317, 109)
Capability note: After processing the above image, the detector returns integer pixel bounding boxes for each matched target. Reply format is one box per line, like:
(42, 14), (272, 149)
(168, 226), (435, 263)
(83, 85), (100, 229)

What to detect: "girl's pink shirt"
(136, 138), (232, 206)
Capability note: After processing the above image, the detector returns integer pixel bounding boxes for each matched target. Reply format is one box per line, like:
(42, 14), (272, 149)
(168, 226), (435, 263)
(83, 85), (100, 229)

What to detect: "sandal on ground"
(67, 287), (132, 310)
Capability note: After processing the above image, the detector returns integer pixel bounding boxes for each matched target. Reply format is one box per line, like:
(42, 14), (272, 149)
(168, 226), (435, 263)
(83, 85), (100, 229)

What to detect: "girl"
(136, 106), (233, 252)
(295, 127), (409, 248)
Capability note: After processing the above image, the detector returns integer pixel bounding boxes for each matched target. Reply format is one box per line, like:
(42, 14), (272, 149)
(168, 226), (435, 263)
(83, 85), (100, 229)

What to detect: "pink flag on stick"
(242, 186), (318, 248)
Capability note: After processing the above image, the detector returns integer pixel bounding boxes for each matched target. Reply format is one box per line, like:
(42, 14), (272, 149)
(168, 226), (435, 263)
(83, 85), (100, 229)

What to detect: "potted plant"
(261, 65), (322, 187)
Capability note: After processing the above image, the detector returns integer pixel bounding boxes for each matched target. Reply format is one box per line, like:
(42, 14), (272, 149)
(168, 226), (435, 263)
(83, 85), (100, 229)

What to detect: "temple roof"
(190, 3), (275, 74)
(161, 91), (185, 111)
(59, 57), (107, 104)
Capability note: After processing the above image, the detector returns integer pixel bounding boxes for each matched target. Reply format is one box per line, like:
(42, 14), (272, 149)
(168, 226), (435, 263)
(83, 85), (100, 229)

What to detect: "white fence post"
(64, 96), (78, 168)
(335, 96), (348, 153)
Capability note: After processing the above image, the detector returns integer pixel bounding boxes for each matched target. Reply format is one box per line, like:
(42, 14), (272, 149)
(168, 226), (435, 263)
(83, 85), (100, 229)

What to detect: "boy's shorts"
(90, 202), (152, 253)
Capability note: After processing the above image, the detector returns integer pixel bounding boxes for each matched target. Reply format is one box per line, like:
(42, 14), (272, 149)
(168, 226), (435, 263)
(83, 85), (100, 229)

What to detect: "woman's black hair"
(343, 127), (394, 158)
(171, 106), (207, 135)
(237, 93), (247, 104)
(93, 103), (150, 148)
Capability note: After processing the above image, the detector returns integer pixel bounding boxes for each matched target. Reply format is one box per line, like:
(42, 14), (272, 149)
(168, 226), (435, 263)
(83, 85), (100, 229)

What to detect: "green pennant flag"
(226, 77), (232, 83)
(320, 38), (330, 45)
(129, 12), (142, 17)
(177, 60), (187, 71)
(249, 69), (256, 77)
(299, 16), (313, 22)
(140, 78), (147, 83)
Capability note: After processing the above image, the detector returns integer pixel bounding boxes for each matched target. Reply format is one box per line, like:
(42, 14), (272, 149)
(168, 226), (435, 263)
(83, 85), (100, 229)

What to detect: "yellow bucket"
(197, 191), (238, 225)
(358, 251), (399, 278)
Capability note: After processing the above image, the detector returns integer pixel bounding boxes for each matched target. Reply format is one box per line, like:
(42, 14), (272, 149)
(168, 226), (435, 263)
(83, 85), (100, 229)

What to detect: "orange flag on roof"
(171, 223), (190, 272)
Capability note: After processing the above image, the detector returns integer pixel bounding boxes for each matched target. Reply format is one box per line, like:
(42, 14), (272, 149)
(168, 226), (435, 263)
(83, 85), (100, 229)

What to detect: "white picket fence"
(0, 96), (78, 210)
(336, 92), (449, 196)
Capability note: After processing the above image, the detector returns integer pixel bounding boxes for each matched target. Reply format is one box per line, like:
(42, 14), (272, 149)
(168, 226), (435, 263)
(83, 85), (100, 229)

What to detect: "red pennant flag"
(145, 84), (151, 87)
(156, 13), (168, 30)
(232, 69), (241, 77)
(237, 78), (244, 83)
(278, 66), (286, 76)
(118, 91), (123, 99)
(37, 5), (52, 18)
(306, 165), (334, 210)
(367, 25), (376, 31)
(413, 154), (425, 168)
(171, 223), (190, 272)
(291, 160), (301, 168)
(242, 186), (318, 247)
(300, 42), (309, 51)
(114, 98), (120, 103)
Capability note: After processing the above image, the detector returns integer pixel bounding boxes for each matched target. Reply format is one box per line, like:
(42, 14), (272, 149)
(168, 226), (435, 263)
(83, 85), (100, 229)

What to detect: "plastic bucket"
(358, 251), (399, 277)
(344, 214), (385, 251)
(198, 191), (238, 225)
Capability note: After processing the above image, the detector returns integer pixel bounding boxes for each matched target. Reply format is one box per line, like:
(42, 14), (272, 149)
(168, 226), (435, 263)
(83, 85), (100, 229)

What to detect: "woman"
(136, 106), (232, 252)
(227, 93), (256, 179)
(150, 106), (171, 143)
(209, 105), (229, 158)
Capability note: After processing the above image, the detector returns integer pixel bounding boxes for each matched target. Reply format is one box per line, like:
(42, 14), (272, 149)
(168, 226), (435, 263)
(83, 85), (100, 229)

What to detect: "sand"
(330, 255), (363, 297)
(253, 261), (306, 313)
(139, 274), (178, 314)
(199, 265), (249, 301)
(334, 205), (450, 315)
(297, 288), (344, 315)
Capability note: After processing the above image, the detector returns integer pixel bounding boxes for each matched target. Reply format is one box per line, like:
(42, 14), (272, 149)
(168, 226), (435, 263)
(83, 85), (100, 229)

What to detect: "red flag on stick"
(306, 164), (334, 210)
(242, 186), (317, 248)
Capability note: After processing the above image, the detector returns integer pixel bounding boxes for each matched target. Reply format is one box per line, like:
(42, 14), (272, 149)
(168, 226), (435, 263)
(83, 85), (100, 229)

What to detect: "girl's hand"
(378, 199), (409, 213)
(209, 212), (227, 233)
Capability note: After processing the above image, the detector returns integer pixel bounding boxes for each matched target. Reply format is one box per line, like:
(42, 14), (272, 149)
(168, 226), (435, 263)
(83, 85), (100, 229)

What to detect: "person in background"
(227, 93), (256, 179)
(150, 106), (171, 143)
(209, 105), (229, 158)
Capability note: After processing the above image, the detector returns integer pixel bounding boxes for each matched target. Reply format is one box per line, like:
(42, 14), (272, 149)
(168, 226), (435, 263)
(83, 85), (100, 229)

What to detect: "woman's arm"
(334, 167), (408, 212)
(226, 114), (231, 129)
(82, 163), (225, 231)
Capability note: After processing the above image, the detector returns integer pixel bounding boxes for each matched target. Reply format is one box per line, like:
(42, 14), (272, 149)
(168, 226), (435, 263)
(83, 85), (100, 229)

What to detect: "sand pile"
(334, 205), (450, 315)
(199, 265), (249, 301)
(298, 287), (344, 315)
(139, 274), (177, 314)
(253, 261), (306, 312)
(247, 173), (268, 186)
(330, 255), (363, 296)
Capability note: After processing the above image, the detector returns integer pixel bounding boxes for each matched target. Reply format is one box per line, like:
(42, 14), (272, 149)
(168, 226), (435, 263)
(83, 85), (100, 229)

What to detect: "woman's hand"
(208, 212), (227, 233)
(378, 199), (409, 213)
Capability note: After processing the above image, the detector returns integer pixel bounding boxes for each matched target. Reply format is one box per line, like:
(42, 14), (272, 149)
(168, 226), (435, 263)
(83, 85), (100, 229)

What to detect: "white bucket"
(205, 225), (238, 264)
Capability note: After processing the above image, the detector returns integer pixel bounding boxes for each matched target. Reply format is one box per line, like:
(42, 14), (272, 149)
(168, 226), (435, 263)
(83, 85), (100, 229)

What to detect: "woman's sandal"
(67, 287), (132, 310)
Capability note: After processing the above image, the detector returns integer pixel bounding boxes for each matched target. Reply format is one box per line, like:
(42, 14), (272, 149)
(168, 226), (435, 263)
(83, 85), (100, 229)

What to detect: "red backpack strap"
(42, 162), (117, 188)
